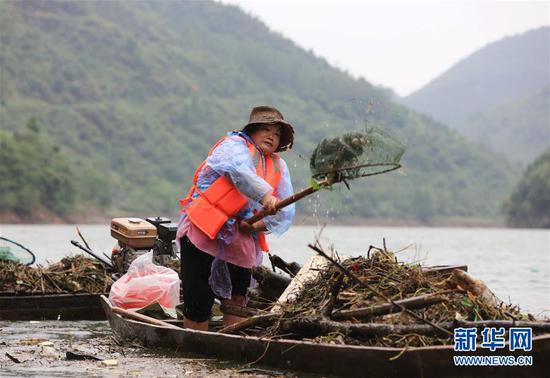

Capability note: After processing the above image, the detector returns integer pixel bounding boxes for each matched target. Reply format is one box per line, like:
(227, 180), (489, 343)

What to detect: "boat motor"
(110, 217), (178, 273)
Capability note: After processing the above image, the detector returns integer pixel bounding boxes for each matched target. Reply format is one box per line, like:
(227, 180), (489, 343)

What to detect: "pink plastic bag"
(109, 252), (180, 310)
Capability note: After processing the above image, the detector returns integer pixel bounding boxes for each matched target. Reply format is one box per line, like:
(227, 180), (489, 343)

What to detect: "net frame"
(309, 128), (404, 183)
(311, 161), (402, 182)
(0, 237), (36, 266)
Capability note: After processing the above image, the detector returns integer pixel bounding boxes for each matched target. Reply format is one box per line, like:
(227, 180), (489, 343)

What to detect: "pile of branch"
(222, 244), (547, 348)
(165, 258), (181, 273)
(0, 255), (114, 295)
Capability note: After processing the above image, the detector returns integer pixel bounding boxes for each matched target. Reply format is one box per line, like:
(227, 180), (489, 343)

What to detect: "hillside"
(404, 27), (550, 164)
(503, 149), (550, 228)
(404, 27), (549, 126)
(460, 85), (550, 164)
(0, 0), (517, 224)
(0, 119), (110, 221)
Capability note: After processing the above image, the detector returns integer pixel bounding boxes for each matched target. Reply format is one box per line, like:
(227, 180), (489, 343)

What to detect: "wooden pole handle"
(244, 185), (319, 224)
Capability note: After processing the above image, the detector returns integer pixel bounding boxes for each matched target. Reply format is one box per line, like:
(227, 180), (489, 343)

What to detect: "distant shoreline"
(1, 211), (509, 228)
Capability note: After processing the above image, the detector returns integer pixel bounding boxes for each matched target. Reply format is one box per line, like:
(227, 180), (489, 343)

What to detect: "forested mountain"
(0, 0), (517, 224)
(459, 85), (550, 164)
(404, 27), (550, 165)
(503, 149), (550, 228)
(0, 119), (110, 220)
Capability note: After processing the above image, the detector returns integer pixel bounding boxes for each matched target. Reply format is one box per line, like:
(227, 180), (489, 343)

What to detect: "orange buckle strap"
(257, 231), (269, 252)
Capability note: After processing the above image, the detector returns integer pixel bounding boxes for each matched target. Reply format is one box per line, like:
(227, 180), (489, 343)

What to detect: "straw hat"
(242, 106), (294, 152)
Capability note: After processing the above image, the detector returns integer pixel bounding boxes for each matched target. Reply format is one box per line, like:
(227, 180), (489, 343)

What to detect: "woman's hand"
(239, 220), (267, 235)
(239, 220), (256, 235)
(260, 193), (278, 215)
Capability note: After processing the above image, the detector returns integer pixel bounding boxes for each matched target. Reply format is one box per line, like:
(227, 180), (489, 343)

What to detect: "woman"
(177, 106), (295, 330)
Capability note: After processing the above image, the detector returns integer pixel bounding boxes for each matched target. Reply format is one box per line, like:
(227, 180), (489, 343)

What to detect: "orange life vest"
(179, 135), (282, 251)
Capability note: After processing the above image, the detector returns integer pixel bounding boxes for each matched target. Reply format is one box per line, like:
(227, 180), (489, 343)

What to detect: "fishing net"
(310, 128), (404, 182)
(0, 237), (36, 266)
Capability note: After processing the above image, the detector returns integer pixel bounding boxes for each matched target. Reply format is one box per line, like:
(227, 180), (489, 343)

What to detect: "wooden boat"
(101, 296), (549, 377)
(0, 293), (107, 321)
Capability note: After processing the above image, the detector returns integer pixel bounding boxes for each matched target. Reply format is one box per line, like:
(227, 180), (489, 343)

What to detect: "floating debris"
(18, 338), (48, 346)
(100, 359), (118, 366)
(36, 341), (60, 359)
(0, 255), (114, 294)
(66, 350), (103, 361)
(234, 244), (546, 349)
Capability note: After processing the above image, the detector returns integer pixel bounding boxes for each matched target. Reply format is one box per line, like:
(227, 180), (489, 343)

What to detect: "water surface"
(1, 224), (548, 315)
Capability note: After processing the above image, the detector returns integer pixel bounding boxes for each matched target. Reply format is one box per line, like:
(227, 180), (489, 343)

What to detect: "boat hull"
(101, 296), (549, 377)
(0, 293), (107, 320)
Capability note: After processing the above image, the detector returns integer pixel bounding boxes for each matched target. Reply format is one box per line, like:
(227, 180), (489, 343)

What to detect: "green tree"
(0, 0), (520, 223)
(0, 119), (77, 216)
(503, 150), (550, 228)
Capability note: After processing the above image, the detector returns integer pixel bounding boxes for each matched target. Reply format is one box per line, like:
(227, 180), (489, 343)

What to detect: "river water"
(2, 224), (548, 315)
(1, 224), (549, 376)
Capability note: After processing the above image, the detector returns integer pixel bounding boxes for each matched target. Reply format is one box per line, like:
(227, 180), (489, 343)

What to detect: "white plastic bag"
(109, 252), (180, 310)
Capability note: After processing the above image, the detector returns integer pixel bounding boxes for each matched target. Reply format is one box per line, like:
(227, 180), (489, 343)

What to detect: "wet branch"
(308, 243), (453, 337)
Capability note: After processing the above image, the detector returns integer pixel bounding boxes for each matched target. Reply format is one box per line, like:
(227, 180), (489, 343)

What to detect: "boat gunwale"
(0, 292), (107, 298)
(100, 295), (550, 353)
(0, 293), (108, 321)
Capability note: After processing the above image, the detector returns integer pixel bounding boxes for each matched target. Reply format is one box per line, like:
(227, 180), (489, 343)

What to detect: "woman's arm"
(263, 158), (296, 236)
(206, 136), (272, 202)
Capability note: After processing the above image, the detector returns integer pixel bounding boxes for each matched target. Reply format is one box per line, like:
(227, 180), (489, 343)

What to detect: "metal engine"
(110, 216), (178, 273)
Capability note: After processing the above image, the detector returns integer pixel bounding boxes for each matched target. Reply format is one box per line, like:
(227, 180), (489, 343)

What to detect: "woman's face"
(250, 124), (281, 154)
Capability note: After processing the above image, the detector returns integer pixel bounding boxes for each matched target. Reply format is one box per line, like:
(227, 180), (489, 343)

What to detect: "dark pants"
(180, 236), (251, 322)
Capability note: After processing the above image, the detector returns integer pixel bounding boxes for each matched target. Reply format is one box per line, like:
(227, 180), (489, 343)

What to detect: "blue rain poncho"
(177, 131), (295, 298)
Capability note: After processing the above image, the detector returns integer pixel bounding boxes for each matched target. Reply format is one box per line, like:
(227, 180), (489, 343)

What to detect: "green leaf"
(310, 176), (321, 190)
